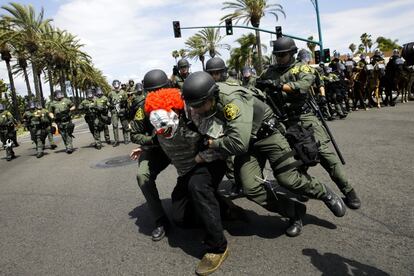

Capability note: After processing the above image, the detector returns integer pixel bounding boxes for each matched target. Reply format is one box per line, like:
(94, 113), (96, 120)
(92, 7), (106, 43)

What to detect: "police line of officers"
(2, 36), (409, 275)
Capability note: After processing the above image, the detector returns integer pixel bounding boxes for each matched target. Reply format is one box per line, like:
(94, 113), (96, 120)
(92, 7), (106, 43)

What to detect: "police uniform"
(49, 97), (75, 151)
(93, 95), (111, 146)
(260, 60), (359, 205)
(31, 108), (53, 157)
(108, 89), (130, 144)
(0, 109), (16, 160)
(130, 93), (172, 233)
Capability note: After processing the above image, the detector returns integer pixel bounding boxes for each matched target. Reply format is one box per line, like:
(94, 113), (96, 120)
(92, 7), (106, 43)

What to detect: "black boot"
(286, 203), (306, 237)
(344, 189), (361, 209)
(36, 152), (44, 158)
(112, 141), (119, 147)
(322, 186), (346, 217)
(151, 222), (169, 241)
(50, 144), (57, 150)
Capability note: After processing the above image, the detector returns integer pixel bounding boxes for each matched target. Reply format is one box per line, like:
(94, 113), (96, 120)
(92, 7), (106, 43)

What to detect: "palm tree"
(221, 0), (285, 74)
(171, 50), (179, 63)
(348, 43), (356, 54)
(178, 48), (187, 58)
(0, 21), (19, 120)
(197, 28), (230, 58)
(360, 33), (372, 53)
(185, 34), (207, 70)
(307, 35), (317, 61)
(1, 3), (52, 104)
(228, 32), (266, 72)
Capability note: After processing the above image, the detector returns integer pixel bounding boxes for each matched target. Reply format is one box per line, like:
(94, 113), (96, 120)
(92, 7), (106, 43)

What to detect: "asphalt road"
(0, 102), (413, 276)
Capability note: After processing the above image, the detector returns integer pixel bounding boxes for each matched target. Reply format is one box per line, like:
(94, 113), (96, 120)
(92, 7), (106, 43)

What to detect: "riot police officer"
(48, 90), (75, 154)
(130, 69), (171, 241)
(171, 58), (190, 89)
(31, 102), (53, 158)
(93, 88), (112, 149)
(78, 89), (97, 147)
(259, 36), (360, 209)
(0, 103), (17, 161)
(108, 80), (130, 146)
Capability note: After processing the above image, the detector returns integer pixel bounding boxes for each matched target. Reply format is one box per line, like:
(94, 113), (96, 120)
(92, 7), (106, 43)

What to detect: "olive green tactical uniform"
(208, 81), (329, 217)
(242, 75), (257, 89)
(261, 60), (354, 195)
(23, 110), (36, 142)
(108, 89), (130, 143)
(0, 110), (16, 160)
(78, 98), (96, 141)
(93, 96), (111, 146)
(130, 95), (171, 226)
(44, 102), (56, 148)
(172, 75), (185, 89)
(31, 108), (52, 155)
(49, 98), (75, 151)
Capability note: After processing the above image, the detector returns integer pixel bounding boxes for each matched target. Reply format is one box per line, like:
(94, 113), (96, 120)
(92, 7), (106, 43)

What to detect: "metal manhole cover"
(94, 155), (136, 168)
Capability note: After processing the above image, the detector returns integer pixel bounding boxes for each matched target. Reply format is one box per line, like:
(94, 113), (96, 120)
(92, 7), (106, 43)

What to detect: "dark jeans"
(171, 160), (227, 253)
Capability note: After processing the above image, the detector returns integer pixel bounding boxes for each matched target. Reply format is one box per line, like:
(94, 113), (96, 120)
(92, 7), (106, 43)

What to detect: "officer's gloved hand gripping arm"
(209, 97), (253, 156)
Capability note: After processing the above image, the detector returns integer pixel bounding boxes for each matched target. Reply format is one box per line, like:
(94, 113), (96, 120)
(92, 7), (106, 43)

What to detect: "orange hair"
(144, 88), (184, 114)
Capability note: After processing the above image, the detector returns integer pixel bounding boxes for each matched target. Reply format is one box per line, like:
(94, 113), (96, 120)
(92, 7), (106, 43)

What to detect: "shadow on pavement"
(302, 248), (390, 276)
(54, 147), (78, 154)
(128, 200), (205, 259)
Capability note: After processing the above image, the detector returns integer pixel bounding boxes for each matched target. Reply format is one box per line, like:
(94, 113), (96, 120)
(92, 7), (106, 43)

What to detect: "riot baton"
(307, 93), (346, 165)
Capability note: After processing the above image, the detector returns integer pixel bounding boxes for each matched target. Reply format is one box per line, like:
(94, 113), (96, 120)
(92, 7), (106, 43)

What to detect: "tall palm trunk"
(200, 55), (205, 71)
(47, 68), (54, 98)
(59, 71), (66, 96)
(22, 67), (33, 98)
(255, 29), (263, 74)
(38, 71), (45, 106)
(4, 59), (20, 121)
(31, 62), (42, 103)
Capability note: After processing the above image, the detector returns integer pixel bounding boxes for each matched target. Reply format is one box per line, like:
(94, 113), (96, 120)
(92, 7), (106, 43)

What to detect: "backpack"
(285, 123), (320, 167)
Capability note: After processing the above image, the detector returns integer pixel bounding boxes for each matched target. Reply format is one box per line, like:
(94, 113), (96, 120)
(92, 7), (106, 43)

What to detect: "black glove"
(319, 95), (327, 105)
(172, 65), (179, 76)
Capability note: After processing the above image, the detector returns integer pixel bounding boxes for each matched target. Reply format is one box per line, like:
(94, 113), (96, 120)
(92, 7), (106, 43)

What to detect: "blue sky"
(1, 0), (413, 98)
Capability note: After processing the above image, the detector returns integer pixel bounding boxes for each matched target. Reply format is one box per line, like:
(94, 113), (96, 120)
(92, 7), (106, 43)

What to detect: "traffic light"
(275, 26), (282, 38)
(324, 48), (331, 62)
(173, 21), (181, 38)
(225, 19), (233, 35)
(314, 50), (321, 64)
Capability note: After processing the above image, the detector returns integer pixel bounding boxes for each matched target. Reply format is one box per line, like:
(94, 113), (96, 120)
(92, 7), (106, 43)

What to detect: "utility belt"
(55, 113), (71, 123)
(287, 103), (312, 118)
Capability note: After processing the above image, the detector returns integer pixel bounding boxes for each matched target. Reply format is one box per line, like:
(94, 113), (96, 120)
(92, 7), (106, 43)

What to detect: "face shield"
(149, 109), (180, 139)
(273, 51), (293, 66)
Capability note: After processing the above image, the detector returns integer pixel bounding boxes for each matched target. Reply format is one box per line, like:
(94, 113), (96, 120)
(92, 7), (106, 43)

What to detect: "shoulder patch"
(134, 107), (145, 121)
(223, 103), (240, 121)
(290, 66), (300, 74)
(300, 65), (312, 73)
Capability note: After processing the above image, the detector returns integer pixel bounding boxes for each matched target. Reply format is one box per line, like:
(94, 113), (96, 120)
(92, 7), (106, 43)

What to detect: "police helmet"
(346, 53), (353, 59)
(297, 49), (312, 63)
(392, 48), (400, 56)
(54, 90), (64, 100)
(333, 51), (340, 59)
(112, 80), (121, 89)
(28, 101), (36, 110)
(143, 69), (169, 91)
(35, 102), (42, 109)
(128, 79), (134, 86)
(177, 59), (190, 68)
(272, 37), (298, 54)
(374, 49), (381, 56)
(182, 71), (218, 107)
(205, 57), (226, 72)
(135, 82), (144, 94)
(0, 103), (5, 112)
(86, 88), (94, 99)
(96, 88), (104, 97)
(360, 53), (366, 60)
(228, 68), (238, 78)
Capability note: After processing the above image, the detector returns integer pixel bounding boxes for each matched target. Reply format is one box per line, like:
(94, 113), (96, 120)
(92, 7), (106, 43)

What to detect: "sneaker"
(196, 247), (229, 276)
